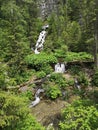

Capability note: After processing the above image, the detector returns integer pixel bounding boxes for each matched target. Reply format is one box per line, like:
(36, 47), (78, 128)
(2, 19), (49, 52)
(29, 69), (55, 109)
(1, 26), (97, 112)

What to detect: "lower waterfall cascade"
(29, 89), (44, 108)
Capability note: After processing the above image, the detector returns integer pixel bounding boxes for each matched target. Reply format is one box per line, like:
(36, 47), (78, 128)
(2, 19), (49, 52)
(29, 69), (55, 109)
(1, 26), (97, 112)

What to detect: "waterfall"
(29, 96), (40, 108)
(29, 89), (44, 108)
(74, 78), (81, 91)
(55, 63), (65, 73)
(32, 25), (49, 54)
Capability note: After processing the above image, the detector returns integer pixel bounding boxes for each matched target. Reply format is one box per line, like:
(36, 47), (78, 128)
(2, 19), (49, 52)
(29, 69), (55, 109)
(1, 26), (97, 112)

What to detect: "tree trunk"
(94, 0), (98, 68)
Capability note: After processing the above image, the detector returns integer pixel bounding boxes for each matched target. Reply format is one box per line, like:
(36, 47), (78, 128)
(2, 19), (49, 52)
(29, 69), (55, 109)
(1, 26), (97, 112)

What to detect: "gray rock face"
(37, 0), (60, 18)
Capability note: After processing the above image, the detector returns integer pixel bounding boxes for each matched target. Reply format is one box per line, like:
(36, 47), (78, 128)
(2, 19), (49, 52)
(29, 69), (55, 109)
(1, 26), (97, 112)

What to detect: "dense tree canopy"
(0, 0), (98, 130)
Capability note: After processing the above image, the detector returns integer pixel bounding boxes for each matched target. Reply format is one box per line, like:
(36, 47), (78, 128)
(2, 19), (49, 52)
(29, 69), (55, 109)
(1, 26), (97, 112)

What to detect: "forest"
(0, 0), (98, 130)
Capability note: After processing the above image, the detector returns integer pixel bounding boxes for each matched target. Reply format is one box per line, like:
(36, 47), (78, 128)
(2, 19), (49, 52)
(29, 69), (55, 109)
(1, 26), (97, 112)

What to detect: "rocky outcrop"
(37, 0), (60, 19)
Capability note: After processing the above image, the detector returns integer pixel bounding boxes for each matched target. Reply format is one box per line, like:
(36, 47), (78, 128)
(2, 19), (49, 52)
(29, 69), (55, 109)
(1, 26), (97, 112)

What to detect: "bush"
(0, 91), (45, 130)
(8, 78), (17, 86)
(36, 71), (46, 79)
(13, 70), (35, 85)
(59, 100), (98, 130)
(41, 64), (53, 74)
(46, 84), (61, 99)
(64, 52), (93, 62)
(0, 63), (9, 90)
(54, 49), (67, 58)
(20, 90), (33, 100)
(49, 73), (63, 82)
(92, 70), (98, 87)
(25, 52), (57, 70)
(78, 72), (89, 87)
(67, 79), (74, 86)
(49, 73), (68, 88)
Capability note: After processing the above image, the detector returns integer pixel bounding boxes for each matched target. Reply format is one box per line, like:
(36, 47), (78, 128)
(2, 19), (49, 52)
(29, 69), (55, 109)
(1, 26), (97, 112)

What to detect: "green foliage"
(78, 72), (89, 87)
(36, 71), (46, 79)
(20, 90), (33, 100)
(46, 84), (61, 99)
(64, 52), (93, 62)
(19, 114), (45, 130)
(25, 52), (57, 72)
(25, 53), (57, 66)
(49, 73), (63, 82)
(67, 79), (74, 86)
(69, 65), (82, 75)
(45, 12), (67, 51)
(41, 64), (53, 74)
(59, 100), (98, 130)
(0, 91), (45, 130)
(66, 21), (82, 51)
(0, 0), (42, 84)
(54, 49), (67, 58)
(9, 69), (35, 85)
(0, 63), (9, 90)
(49, 73), (67, 88)
(8, 78), (17, 86)
(67, 0), (95, 52)
(92, 70), (98, 87)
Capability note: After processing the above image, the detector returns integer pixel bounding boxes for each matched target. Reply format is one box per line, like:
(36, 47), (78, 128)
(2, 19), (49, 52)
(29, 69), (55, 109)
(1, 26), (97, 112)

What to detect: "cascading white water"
(55, 63), (65, 73)
(32, 25), (49, 54)
(29, 96), (40, 108)
(74, 78), (81, 91)
(29, 89), (44, 108)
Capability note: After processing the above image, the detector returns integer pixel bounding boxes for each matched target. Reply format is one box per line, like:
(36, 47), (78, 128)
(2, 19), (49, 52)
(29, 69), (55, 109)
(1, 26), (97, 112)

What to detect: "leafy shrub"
(0, 91), (45, 130)
(61, 45), (68, 52)
(58, 79), (68, 88)
(14, 74), (25, 85)
(64, 52), (93, 62)
(49, 73), (63, 82)
(59, 100), (98, 130)
(54, 49), (66, 58)
(20, 90), (33, 100)
(13, 70), (35, 85)
(25, 52), (57, 70)
(36, 71), (46, 79)
(78, 72), (89, 87)
(92, 70), (98, 87)
(41, 64), (53, 74)
(67, 79), (74, 86)
(20, 114), (45, 130)
(46, 84), (61, 99)
(0, 63), (9, 90)
(8, 78), (17, 86)
(49, 73), (67, 88)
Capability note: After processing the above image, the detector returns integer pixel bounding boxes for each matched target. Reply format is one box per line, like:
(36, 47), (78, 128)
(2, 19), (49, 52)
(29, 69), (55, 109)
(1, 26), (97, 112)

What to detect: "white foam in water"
(29, 89), (44, 108)
(29, 96), (40, 107)
(32, 25), (49, 54)
(55, 63), (65, 73)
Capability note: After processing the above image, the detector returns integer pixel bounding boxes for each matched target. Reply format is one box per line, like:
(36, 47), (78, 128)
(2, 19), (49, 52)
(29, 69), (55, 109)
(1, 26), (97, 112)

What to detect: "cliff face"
(37, 0), (60, 19)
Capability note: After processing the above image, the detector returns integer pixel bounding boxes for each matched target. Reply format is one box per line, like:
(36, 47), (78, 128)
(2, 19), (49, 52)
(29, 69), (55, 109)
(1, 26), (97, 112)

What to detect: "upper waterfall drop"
(33, 24), (49, 54)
